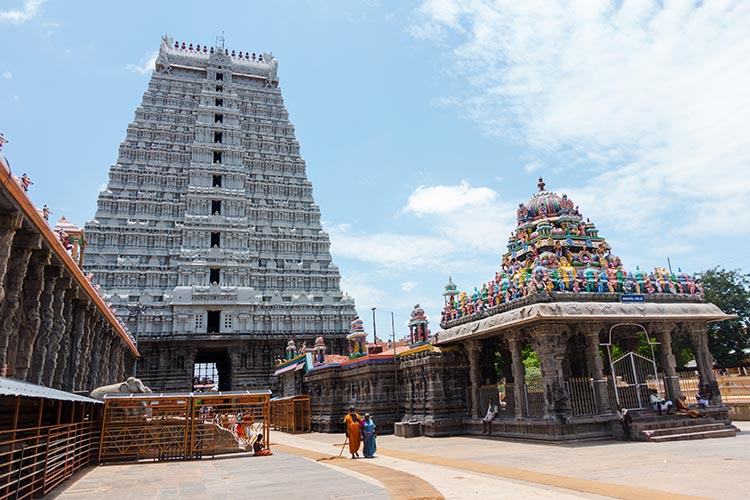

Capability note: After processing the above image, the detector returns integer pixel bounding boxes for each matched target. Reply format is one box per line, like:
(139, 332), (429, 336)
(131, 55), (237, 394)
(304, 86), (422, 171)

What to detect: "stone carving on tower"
(84, 36), (356, 391)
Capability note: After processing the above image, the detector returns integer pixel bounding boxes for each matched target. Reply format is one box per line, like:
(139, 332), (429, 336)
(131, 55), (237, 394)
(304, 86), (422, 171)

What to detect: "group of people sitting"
(343, 406), (377, 459)
(648, 386), (712, 416)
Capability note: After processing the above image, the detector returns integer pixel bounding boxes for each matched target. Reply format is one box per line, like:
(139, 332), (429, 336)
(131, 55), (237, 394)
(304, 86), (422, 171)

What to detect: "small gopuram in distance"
(296, 178), (736, 441)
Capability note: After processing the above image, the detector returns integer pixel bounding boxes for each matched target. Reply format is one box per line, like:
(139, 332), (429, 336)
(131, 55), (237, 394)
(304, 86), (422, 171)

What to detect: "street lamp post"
(371, 307), (378, 344)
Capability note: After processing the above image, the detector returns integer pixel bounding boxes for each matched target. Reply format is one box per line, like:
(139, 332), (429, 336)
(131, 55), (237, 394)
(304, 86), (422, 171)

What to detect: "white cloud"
(0, 0), (43, 23)
(2, 71), (12, 80)
(411, 0), (750, 242)
(404, 181), (516, 253)
(400, 281), (418, 292)
(327, 223), (456, 271)
(523, 161), (542, 173)
(403, 180), (496, 216)
(125, 51), (158, 75)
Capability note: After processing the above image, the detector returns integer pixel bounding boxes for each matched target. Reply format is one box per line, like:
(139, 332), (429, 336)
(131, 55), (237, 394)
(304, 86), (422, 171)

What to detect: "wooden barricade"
(98, 391), (270, 463)
(271, 395), (311, 433)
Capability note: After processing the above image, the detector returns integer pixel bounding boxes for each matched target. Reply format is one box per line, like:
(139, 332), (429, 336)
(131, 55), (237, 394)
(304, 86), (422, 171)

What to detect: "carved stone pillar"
(63, 300), (87, 391)
(650, 323), (681, 400)
(529, 324), (571, 421)
(0, 230), (42, 376)
(86, 317), (105, 389)
(0, 213), (23, 304)
(75, 305), (97, 389)
(100, 332), (116, 385)
(11, 249), (52, 380)
(43, 279), (72, 386)
(29, 265), (63, 384)
(465, 340), (482, 418)
(52, 288), (78, 388)
(685, 322), (722, 405)
(580, 323), (611, 413)
(507, 334), (527, 419)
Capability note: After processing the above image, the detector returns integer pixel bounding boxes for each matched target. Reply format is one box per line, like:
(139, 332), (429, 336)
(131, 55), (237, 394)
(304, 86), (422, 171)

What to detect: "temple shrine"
(289, 179), (736, 441)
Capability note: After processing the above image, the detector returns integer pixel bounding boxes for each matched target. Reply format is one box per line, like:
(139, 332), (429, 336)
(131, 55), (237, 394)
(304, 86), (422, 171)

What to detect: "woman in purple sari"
(361, 413), (377, 458)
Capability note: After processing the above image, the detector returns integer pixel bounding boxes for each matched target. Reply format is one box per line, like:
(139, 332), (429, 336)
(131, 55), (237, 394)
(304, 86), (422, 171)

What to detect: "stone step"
(630, 417), (717, 431)
(647, 428), (736, 442)
(641, 423), (727, 438)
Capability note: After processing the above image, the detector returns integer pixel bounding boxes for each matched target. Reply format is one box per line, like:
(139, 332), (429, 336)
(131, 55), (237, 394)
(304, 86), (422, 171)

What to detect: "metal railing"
(0, 421), (100, 500)
(566, 377), (598, 416)
(99, 391), (270, 463)
(523, 382), (545, 418)
(271, 395), (311, 434)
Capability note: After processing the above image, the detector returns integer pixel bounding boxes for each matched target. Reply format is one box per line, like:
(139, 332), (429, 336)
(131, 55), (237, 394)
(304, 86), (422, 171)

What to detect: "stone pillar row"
(0, 218), (134, 391)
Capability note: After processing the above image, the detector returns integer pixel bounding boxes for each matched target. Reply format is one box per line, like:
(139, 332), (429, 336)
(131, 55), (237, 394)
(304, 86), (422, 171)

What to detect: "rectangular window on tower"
(215, 85), (223, 92)
(209, 268), (220, 284)
(214, 114), (223, 124)
(212, 175), (222, 187)
(215, 98), (223, 107)
(214, 132), (223, 144)
(194, 314), (204, 331)
(210, 232), (221, 248)
(223, 314), (233, 330)
(213, 151), (222, 163)
(216, 72), (224, 81)
(207, 311), (220, 333)
(211, 200), (221, 214)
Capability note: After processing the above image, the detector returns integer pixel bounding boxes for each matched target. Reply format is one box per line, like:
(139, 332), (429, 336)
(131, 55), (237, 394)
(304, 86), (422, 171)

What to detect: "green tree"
(696, 267), (750, 367)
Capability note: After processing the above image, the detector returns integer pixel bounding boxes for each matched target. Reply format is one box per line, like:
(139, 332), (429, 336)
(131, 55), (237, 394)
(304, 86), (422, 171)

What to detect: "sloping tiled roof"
(0, 377), (101, 404)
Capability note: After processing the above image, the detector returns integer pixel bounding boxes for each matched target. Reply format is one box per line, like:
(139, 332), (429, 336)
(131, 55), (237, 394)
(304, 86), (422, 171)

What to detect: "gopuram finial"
(537, 176), (546, 192)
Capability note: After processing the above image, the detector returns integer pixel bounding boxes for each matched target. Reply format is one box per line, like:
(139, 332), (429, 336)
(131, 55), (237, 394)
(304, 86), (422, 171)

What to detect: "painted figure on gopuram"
(407, 304), (430, 346)
(441, 177), (703, 325)
(347, 316), (368, 358)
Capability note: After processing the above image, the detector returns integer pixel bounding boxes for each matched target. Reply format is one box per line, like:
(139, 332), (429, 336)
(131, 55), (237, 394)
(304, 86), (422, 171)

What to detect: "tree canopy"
(697, 267), (750, 367)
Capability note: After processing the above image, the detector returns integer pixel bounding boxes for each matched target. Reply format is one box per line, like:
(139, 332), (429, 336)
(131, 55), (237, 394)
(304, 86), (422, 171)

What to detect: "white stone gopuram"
(84, 36), (356, 391)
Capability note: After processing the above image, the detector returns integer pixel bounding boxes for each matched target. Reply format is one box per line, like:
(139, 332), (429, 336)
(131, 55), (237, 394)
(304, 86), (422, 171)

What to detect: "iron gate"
(611, 351), (659, 409)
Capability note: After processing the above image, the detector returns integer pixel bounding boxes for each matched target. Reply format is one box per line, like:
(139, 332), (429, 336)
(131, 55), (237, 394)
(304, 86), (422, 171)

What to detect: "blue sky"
(2, 0), (748, 341)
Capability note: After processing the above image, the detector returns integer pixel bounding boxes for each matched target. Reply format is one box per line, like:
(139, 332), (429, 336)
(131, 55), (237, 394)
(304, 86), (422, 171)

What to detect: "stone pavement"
(49, 423), (750, 499)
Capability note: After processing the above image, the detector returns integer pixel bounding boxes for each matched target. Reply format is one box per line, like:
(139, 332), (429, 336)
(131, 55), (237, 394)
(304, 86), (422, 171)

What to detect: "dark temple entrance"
(194, 348), (232, 391)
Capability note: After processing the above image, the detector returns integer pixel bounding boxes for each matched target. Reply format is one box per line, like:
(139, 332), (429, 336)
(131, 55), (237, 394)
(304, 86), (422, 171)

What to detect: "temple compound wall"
(0, 153), (138, 392)
(83, 36), (356, 391)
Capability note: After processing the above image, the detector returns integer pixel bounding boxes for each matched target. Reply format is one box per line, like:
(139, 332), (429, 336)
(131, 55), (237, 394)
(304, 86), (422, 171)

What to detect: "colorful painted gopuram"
(441, 178), (702, 326)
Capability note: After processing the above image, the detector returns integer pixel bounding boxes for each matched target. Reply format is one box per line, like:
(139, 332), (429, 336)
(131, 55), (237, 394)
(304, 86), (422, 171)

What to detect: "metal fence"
(566, 377), (598, 416)
(271, 395), (311, 433)
(0, 418), (99, 500)
(99, 391), (270, 463)
(523, 382), (545, 418)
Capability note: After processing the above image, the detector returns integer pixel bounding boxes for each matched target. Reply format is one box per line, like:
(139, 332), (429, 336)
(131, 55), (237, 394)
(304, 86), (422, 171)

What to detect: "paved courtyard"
(51, 423), (750, 499)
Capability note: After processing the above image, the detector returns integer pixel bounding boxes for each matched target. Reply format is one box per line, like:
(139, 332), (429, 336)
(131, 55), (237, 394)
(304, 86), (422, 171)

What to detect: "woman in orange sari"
(343, 406), (362, 458)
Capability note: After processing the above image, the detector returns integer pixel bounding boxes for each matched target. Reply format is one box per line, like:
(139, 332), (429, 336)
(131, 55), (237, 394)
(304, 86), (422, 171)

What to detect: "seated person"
(648, 388), (672, 415)
(482, 400), (498, 435)
(253, 433), (272, 456)
(696, 386), (711, 408)
(674, 396), (700, 418)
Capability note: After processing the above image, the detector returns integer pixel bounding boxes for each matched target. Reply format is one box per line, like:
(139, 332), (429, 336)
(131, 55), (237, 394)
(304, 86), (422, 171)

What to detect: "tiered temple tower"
(84, 36), (356, 391)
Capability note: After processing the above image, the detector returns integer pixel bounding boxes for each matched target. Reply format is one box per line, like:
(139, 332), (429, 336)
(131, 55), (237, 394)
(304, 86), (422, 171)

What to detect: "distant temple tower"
(84, 36), (356, 391)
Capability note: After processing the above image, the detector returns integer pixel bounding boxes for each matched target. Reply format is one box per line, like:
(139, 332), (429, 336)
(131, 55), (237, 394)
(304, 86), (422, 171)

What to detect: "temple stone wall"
(397, 348), (470, 436)
(305, 359), (399, 434)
